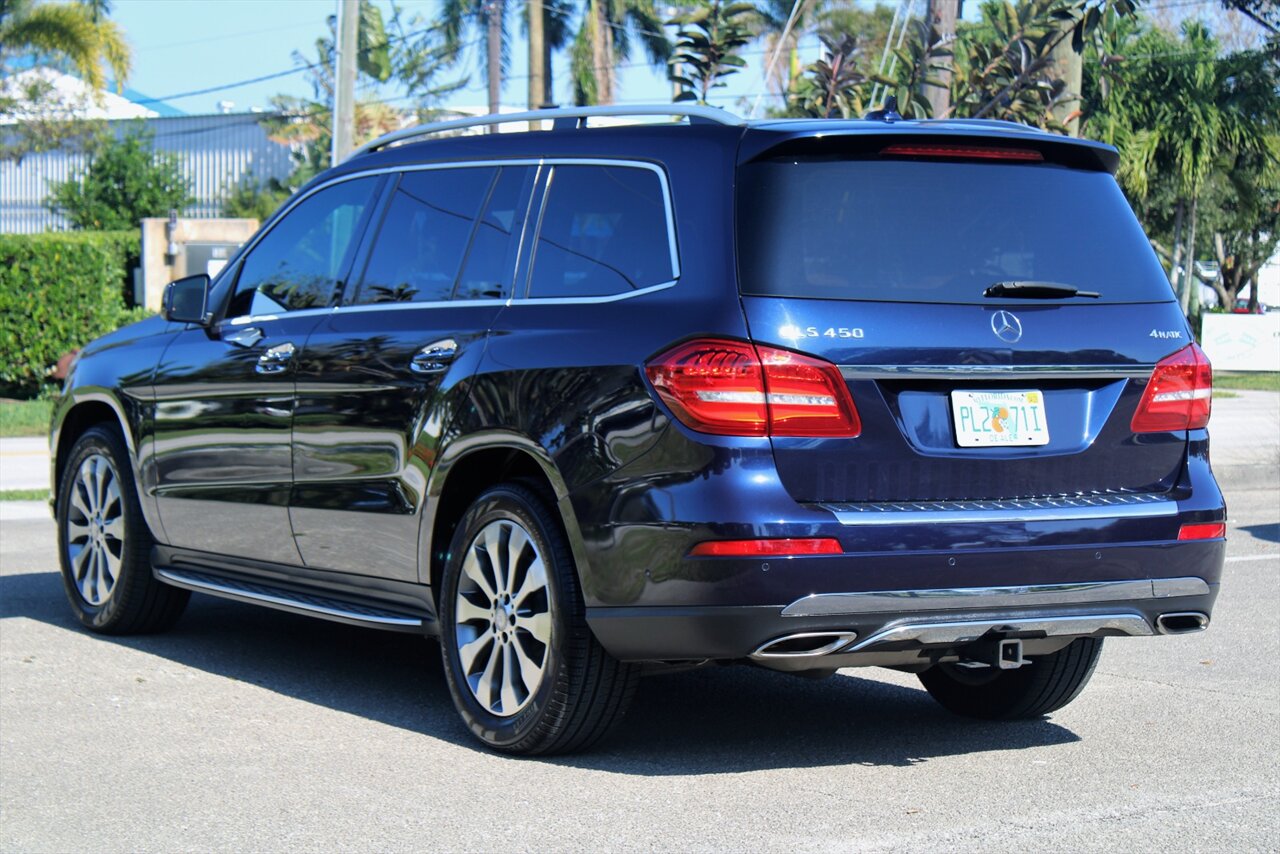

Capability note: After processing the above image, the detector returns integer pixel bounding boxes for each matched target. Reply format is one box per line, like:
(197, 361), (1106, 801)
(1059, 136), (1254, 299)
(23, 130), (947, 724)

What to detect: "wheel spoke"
(70, 485), (93, 521)
(457, 629), (494, 674)
(102, 516), (125, 543)
(506, 526), (530, 594)
(475, 643), (502, 710)
(512, 637), (544, 693)
(455, 596), (491, 626)
(102, 479), (122, 519)
(70, 542), (92, 581)
(513, 557), (546, 610)
(522, 610), (552, 645)
(484, 524), (509, 596)
(101, 544), (122, 587)
(78, 460), (99, 513)
(461, 549), (497, 601)
(80, 547), (100, 602)
(499, 646), (521, 713)
(66, 516), (92, 542)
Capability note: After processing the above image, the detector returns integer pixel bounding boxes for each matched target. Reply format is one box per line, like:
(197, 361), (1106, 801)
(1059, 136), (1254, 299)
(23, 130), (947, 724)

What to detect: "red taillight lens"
(880, 144), (1044, 162)
(689, 538), (843, 557)
(1178, 522), (1225, 540)
(646, 338), (860, 437)
(1131, 343), (1213, 433)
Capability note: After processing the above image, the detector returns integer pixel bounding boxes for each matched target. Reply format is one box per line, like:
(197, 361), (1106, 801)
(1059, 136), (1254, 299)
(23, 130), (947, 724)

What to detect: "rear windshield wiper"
(984, 281), (1101, 299)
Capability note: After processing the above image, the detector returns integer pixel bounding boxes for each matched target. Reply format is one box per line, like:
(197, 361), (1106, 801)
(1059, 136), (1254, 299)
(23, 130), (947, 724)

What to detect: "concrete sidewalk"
(1, 391), (1275, 498)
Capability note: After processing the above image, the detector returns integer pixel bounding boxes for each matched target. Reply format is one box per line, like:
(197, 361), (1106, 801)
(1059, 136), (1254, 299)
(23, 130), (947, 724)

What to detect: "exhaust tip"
(1156, 612), (1209, 635)
(751, 631), (857, 659)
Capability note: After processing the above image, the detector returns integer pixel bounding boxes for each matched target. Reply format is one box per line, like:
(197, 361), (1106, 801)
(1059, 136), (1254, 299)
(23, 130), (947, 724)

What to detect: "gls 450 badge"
(1149, 329), (1183, 339)
(780, 325), (865, 340)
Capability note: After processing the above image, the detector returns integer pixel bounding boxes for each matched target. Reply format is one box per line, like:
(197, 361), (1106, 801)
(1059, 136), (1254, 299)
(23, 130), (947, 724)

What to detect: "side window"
(353, 168), (495, 305)
(526, 165), (674, 299)
(227, 177), (378, 317)
(453, 166), (532, 301)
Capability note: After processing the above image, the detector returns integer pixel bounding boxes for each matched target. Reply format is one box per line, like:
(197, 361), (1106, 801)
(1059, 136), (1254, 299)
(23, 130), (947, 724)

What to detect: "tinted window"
(527, 165), (673, 299)
(453, 166), (531, 301)
(228, 177), (378, 317)
(737, 159), (1174, 304)
(354, 168), (495, 305)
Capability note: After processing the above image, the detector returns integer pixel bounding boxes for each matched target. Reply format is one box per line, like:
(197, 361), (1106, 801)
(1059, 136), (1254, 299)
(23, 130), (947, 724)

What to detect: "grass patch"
(1214, 389), (1240, 399)
(1215, 372), (1280, 392)
(0, 488), (48, 501)
(0, 399), (52, 437)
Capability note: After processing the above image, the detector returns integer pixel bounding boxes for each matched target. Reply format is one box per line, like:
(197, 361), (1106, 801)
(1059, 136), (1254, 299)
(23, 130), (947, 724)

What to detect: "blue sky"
(111, 0), (864, 117)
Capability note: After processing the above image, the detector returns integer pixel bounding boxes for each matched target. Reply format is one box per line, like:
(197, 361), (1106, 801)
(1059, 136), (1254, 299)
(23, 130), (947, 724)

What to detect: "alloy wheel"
(453, 519), (552, 717)
(65, 453), (124, 606)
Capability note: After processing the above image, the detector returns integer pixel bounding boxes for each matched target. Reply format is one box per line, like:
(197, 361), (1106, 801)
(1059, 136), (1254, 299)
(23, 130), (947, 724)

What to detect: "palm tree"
(0, 0), (130, 92)
(749, 0), (811, 103)
(442, 0), (509, 115)
(570, 0), (669, 105)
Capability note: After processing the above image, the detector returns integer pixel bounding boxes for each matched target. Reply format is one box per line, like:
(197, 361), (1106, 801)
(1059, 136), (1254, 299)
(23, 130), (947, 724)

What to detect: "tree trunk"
(486, 0), (504, 127)
(590, 0), (614, 105)
(1210, 232), (1233, 310)
(1180, 195), (1199, 318)
(528, 0), (545, 122)
(1047, 20), (1082, 135)
(923, 0), (957, 119)
(1169, 199), (1185, 295)
(543, 17), (554, 107)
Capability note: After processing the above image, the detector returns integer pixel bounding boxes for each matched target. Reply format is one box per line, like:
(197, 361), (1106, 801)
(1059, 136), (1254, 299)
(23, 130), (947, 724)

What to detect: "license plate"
(950, 390), (1050, 447)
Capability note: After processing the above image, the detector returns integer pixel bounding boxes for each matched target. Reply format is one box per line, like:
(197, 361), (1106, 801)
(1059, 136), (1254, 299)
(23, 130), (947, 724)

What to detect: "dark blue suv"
(50, 105), (1225, 754)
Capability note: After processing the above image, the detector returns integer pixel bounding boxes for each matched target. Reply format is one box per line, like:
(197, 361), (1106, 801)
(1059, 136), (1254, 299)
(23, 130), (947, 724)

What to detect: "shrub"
(0, 230), (144, 398)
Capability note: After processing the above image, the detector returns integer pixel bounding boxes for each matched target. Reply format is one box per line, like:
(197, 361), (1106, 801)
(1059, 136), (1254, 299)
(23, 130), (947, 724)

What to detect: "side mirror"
(162, 274), (211, 325)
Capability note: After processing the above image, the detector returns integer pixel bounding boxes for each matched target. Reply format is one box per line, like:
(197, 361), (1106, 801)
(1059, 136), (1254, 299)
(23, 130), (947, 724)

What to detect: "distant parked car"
(1232, 299), (1268, 314)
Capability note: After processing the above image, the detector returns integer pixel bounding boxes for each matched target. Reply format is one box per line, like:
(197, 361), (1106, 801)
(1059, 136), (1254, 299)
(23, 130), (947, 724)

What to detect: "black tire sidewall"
(56, 427), (150, 631)
(439, 485), (574, 751)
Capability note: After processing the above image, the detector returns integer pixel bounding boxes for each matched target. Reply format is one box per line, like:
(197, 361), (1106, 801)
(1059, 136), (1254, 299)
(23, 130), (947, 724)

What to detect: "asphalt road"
(1, 489), (1277, 852)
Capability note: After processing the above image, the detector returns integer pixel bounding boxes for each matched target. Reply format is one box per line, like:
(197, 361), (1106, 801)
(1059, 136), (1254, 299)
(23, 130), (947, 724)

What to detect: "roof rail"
(347, 104), (744, 161)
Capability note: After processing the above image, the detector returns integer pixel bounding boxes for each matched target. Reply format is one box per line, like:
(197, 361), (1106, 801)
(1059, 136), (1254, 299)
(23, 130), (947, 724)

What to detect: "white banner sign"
(1201, 313), (1280, 372)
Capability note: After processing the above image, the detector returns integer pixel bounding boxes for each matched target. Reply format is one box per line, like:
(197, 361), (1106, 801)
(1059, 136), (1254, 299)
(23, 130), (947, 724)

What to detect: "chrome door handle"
(410, 339), (459, 374)
(255, 342), (295, 375)
(224, 326), (264, 348)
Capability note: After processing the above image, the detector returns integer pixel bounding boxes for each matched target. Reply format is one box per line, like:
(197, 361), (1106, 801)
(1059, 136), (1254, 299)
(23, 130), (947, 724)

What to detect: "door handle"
(224, 326), (264, 348)
(255, 342), (295, 375)
(410, 339), (459, 374)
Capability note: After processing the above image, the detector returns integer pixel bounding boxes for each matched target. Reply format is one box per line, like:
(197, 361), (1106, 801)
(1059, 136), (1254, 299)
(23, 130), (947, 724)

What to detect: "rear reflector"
(880, 144), (1044, 162)
(646, 338), (861, 437)
(1131, 343), (1213, 433)
(1178, 522), (1226, 541)
(689, 538), (843, 557)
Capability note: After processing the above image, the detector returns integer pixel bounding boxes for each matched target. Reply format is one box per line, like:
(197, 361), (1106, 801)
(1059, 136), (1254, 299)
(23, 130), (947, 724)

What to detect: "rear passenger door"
(289, 164), (536, 580)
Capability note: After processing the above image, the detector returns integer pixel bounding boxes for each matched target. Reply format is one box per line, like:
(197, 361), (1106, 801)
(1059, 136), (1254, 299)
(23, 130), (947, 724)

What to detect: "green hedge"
(0, 231), (144, 398)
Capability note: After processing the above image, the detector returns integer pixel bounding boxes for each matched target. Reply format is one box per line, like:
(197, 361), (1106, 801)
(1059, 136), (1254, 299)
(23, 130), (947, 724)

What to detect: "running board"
(154, 567), (426, 632)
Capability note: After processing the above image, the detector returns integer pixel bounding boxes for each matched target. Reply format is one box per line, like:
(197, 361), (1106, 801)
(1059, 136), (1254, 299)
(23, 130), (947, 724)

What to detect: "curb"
(1214, 464), (1280, 495)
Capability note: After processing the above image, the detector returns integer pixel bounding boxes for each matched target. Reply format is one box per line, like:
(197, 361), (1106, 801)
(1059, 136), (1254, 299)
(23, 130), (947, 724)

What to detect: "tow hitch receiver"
(997, 638), (1028, 670)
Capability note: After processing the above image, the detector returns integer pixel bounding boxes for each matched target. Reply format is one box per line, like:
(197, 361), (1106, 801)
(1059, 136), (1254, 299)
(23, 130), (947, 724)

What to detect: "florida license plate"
(950, 390), (1050, 447)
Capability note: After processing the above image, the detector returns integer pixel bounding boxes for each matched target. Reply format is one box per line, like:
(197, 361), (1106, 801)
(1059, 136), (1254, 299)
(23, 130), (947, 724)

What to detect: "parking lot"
(1, 481), (1277, 850)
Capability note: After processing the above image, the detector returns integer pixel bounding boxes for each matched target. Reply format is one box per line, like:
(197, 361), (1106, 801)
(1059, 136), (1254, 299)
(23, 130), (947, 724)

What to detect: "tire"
(56, 426), (189, 634)
(918, 637), (1103, 720)
(438, 483), (639, 755)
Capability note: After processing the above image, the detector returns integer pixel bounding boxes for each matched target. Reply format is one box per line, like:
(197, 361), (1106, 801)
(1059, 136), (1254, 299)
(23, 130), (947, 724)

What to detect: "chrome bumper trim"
(838, 364), (1154, 381)
(849, 614), (1155, 652)
(781, 576), (1211, 618)
(822, 492), (1178, 525)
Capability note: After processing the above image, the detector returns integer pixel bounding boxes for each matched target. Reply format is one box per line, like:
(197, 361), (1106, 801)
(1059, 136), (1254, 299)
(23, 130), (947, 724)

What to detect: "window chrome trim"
(839, 364), (1155, 381)
(781, 577), (1211, 618)
(225, 157), (682, 322)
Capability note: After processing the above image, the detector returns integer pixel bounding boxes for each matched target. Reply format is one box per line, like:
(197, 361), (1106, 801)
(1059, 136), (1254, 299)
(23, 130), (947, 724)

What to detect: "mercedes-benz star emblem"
(991, 310), (1023, 343)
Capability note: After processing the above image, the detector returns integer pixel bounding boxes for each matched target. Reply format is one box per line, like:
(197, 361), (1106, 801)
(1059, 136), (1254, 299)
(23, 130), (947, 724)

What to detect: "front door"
(151, 175), (383, 565)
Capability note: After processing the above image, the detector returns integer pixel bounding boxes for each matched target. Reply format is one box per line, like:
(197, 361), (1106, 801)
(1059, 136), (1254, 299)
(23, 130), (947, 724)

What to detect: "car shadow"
(1239, 523), (1280, 545)
(1, 569), (1080, 774)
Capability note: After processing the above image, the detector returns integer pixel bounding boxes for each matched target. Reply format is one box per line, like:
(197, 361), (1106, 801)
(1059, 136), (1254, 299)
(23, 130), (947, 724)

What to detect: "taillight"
(1131, 343), (1213, 433)
(1178, 522), (1225, 541)
(689, 538), (842, 557)
(646, 338), (860, 437)
(880, 144), (1044, 162)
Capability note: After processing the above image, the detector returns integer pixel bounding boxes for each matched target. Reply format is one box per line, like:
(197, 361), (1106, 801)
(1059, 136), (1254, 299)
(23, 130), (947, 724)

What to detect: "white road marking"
(1224, 554), (1279, 563)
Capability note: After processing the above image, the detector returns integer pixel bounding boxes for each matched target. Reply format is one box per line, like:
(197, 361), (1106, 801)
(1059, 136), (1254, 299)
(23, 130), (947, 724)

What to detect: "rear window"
(737, 158), (1174, 304)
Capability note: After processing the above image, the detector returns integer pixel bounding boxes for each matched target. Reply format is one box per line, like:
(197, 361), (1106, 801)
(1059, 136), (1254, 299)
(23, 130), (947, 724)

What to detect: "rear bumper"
(587, 577), (1218, 667)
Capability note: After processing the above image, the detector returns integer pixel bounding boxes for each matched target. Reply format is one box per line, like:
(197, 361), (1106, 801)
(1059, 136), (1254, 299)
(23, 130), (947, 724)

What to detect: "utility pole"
(922, 0), (957, 119)
(332, 0), (359, 164)
(486, 0), (505, 130)
(528, 0), (545, 129)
